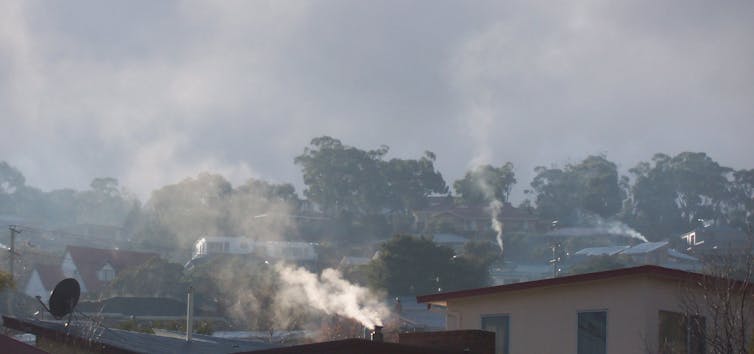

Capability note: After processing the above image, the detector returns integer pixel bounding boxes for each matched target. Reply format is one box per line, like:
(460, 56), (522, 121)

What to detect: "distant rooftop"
(573, 245), (630, 257)
(621, 241), (668, 255)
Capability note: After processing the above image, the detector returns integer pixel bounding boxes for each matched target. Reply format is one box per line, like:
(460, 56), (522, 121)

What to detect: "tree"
(0, 161), (25, 194)
(729, 169), (754, 229)
(382, 151), (448, 213)
(105, 258), (188, 299)
(624, 152), (733, 241)
(137, 173), (301, 251)
(296, 136), (448, 217)
(531, 155), (624, 222)
(295, 136), (389, 216)
(185, 257), (303, 333)
(676, 249), (754, 354)
(454, 163), (516, 204)
(75, 177), (137, 226)
(0, 271), (14, 291)
(367, 235), (490, 296)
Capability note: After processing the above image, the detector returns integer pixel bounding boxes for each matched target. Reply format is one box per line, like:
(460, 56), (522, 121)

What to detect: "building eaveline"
(418, 265), (746, 354)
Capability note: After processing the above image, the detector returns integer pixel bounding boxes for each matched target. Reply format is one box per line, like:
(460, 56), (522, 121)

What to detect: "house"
(569, 242), (699, 271)
(4, 315), (492, 354)
(489, 263), (552, 285)
(61, 245), (159, 294)
(393, 296), (445, 332)
(24, 264), (65, 299)
(190, 237), (317, 265)
(418, 265), (741, 354)
(680, 224), (751, 256)
(413, 202), (540, 236)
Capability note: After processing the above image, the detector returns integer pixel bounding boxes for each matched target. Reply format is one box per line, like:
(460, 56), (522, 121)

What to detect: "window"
(98, 265), (115, 282)
(482, 315), (509, 354)
(659, 311), (705, 354)
(578, 311), (607, 354)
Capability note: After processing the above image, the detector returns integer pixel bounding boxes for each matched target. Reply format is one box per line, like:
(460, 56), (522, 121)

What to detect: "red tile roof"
(34, 264), (65, 293)
(417, 265), (713, 305)
(65, 246), (159, 293)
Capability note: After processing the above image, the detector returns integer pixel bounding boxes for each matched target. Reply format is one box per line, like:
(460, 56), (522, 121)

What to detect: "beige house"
(418, 265), (739, 354)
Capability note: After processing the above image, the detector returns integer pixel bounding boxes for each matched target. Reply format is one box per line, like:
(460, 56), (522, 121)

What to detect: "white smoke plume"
(276, 265), (389, 328)
(548, 211), (648, 243)
(489, 199), (505, 255)
(475, 177), (505, 256)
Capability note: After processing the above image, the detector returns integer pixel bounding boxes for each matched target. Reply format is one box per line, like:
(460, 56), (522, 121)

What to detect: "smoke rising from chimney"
(276, 265), (389, 328)
(475, 178), (505, 255)
(489, 199), (504, 255)
(547, 210), (649, 243)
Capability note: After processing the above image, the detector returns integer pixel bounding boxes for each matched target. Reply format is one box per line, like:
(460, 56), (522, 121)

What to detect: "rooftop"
(621, 241), (669, 255)
(66, 245), (159, 293)
(417, 265), (711, 306)
(573, 245), (630, 257)
(3, 316), (276, 354)
(238, 338), (468, 354)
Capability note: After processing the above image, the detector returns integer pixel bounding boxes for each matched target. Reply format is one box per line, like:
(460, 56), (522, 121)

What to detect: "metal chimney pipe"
(186, 286), (194, 342)
(371, 325), (383, 342)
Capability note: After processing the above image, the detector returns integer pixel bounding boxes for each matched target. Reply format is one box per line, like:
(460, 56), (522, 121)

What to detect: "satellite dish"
(48, 278), (80, 319)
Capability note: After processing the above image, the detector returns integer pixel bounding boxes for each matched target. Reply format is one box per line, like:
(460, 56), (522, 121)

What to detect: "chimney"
(186, 286), (194, 342)
(371, 325), (383, 342)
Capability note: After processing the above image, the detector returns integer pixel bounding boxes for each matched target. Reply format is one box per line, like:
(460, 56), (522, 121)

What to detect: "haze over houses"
(24, 245), (159, 298)
(1, 142), (753, 353)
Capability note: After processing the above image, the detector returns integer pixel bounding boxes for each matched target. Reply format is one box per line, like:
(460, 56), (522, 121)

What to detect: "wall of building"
(444, 275), (688, 354)
(24, 271), (48, 299)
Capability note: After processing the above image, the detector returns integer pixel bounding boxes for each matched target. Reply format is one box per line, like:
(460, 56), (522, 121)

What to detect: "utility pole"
(8, 225), (20, 281)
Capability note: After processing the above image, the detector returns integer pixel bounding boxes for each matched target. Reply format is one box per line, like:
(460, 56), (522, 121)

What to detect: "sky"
(1, 0), (753, 202)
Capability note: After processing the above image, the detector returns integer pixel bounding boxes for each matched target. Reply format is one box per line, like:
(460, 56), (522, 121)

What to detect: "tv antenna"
(35, 278), (131, 346)
(36, 278), (80, 326)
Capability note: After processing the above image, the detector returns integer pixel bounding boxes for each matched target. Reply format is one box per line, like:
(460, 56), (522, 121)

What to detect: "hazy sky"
(2, 0), (753, 201)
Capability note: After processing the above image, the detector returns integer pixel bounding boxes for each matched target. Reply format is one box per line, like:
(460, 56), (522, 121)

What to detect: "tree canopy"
(295, 136), (447, 217)
(367, 235), (490, 296)
(454, 163), (517, 204)
(530, 155), (623, 222)
(624, 152), (735, 240)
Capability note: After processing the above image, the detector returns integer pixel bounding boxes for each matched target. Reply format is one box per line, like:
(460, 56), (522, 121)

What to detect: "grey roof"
(573, 246), (630, 256)
(432, 233), (469, 244)
(77, 297), (216, 317)
(667, 248), (698, 261)
(621, 241), (669, 255)
(339, 256), (371, 267)
(3, 316), (277, 354)
(394, 296), (445, 330)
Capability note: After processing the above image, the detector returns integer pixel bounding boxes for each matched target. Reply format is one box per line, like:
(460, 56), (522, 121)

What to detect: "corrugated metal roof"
(573, 246), (630, 256)
(667, 248), (698, 261)
(622, 241), (669, 255)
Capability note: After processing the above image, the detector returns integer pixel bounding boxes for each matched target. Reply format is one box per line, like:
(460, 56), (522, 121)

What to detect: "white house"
(191, 237), (318, 263)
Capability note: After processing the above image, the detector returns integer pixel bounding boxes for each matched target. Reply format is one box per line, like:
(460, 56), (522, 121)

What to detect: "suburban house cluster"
(24, 245), (159, 299)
